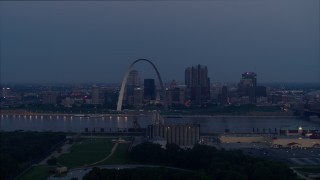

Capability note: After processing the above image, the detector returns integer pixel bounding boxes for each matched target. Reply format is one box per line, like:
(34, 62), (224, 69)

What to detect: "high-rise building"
(62, 97), (74, 108)
(43, 91), (58, 105)
(242, 72), (257, 88)
(219, 86), (229, 105)
(127, 70), (140, 87)
(238, 72), (257, 103)
(185, 68), (192, 88)
(185, 64), (210, 105)
(134, 87), (143, 106)
(166, 87), (186, 106)
(104, 88), (118, 108)
(126, 70), (140, 105)
(1, 87), (11, 98)
(144, 79), (155, 101)
(91, 84), (100, 104)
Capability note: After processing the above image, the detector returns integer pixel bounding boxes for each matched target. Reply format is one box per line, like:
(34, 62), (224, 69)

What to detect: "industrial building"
(279, 126), (318, 136)
(272, 137), (320, 148)
(219, 134), (266, 143)
(147, 124), (200, 147)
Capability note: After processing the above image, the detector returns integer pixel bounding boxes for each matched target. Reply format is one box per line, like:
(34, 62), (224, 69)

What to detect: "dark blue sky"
(1, 0), (319, 84)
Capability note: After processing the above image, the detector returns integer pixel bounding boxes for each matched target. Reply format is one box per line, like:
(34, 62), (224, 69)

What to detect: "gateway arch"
(117, 59), (168, 112)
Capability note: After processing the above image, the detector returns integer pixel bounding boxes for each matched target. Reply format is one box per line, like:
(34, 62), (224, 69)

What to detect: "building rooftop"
(280, 126), (317, 131)
(220, 134), (263, 137)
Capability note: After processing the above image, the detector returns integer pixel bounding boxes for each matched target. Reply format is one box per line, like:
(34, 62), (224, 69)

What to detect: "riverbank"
(0, 109), (296, 118)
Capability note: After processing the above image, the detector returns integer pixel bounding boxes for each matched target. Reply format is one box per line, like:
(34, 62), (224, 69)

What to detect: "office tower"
(220, 86), (229, 105)
(169, 80), (177, 89)
(133, 87), (143, 106)
(185, 64), (210, 105)
(62, 97), (74, 108)
(144, 79), (155, 101)
(126, 70), (140, 105)
(104, 88), (118, 108)
(1, 87), (10, 98)
(127, 70), (140, 87)
(185, 68), (192, 88)
(91, 84), (100, 104)
(242, 72), (257, 88)
(238, 72), (257, 103)
(43, 91), (58, 105)
(166, 87), (186, 106)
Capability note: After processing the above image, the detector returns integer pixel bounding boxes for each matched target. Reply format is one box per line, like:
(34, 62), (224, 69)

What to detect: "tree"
(252, 167), (274, 180)
(130, 142), (164, 163)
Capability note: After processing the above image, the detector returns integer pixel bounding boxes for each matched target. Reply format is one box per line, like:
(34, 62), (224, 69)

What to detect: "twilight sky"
(0, 0), (319, 84)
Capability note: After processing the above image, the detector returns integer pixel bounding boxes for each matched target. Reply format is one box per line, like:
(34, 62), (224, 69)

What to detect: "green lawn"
(99, 143), (132, 165)
(19, 165), (54, 180)
(58, 138), (113, 168)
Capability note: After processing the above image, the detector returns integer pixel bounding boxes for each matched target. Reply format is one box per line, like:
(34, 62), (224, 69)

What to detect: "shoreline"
(0, 113), (298, 118)
(164, 115), (297, 118)
(0, 109), (305, 119)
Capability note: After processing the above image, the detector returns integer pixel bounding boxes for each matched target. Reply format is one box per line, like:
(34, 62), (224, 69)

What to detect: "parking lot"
(289, 158), (320, 166)
(201, 136), (320, 166)
(242, 147), (320, 166)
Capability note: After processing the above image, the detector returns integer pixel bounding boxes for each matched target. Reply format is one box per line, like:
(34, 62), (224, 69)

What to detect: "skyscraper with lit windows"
(126, 70), (140, 105)
(185, 64), (210, 105)
(238, 72), (257, 103)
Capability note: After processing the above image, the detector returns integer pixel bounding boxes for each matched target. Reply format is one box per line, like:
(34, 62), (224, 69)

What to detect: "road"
(290, 167), (313, 180)
(48, 164), (192, 180)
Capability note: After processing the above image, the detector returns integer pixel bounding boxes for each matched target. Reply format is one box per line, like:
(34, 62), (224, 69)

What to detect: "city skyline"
(1, 1), (319, 84)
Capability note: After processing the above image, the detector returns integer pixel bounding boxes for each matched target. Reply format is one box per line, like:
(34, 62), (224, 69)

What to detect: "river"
(1, 114), (319, 134)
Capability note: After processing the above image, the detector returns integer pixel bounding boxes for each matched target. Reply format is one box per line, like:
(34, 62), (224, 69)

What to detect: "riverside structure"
(147, 124), (200, 147)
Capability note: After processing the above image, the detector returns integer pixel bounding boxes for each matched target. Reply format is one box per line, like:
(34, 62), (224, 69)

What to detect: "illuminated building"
(238, 72), (257, 103)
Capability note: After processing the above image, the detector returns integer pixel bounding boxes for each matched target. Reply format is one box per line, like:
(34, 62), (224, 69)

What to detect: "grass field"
(99, 143), (132, 165)
(19, 137), (131, 180)
(58, 138), (113, 168)
(19, 165), (54, 180)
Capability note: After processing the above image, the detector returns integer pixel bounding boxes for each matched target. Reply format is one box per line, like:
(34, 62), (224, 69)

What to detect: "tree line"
(0, 132), (65, 179)
(83, 167), (211, 180)
(129, 142), (297, 180)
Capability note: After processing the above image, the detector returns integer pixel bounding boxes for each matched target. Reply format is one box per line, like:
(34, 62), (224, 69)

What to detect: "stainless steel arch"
(117, 59), (168, 112)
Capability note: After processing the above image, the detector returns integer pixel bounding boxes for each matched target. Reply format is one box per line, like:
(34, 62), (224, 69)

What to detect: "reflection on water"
(0, 115), (151, 133)
(0, 115), (319, 133)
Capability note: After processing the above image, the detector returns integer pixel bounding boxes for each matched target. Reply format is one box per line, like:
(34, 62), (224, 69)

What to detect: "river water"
(0, 115), (319, 134)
